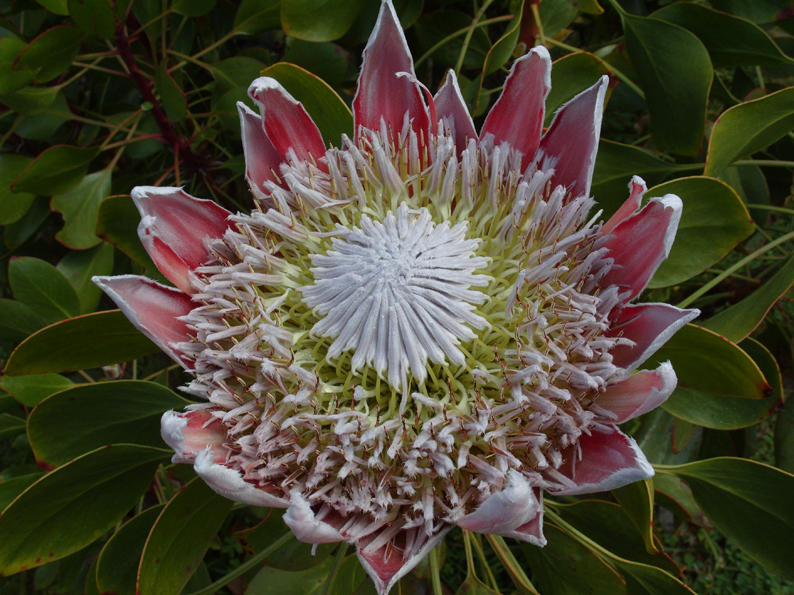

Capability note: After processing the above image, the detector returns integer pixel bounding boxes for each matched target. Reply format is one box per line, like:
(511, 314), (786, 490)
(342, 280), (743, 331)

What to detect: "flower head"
(94, 2), (698, 592)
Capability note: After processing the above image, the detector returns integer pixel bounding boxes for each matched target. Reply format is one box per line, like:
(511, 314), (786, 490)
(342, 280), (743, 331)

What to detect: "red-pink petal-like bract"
(94, 2), (698, 593)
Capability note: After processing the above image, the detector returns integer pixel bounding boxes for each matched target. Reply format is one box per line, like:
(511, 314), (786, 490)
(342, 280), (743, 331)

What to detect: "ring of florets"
(181, 123), (630, 527)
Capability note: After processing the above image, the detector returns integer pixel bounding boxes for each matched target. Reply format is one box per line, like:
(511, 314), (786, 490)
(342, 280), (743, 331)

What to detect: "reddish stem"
(114, 22), (203, 174)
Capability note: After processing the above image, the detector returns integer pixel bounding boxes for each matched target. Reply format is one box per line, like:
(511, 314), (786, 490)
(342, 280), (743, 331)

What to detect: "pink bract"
(94, 2), (698, 593)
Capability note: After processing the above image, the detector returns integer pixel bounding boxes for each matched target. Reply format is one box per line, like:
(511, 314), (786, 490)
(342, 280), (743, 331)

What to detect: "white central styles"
(302, 203), (492, 389)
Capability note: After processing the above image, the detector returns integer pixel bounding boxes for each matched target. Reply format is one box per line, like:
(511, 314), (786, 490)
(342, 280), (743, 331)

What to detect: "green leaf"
(540, 0), (577, 38)
(173, 0), (215, 17)
(28, 380), (188, 466)
(9, 256), (81, 322)
(261, 62), (353, 146)
(0, 414), (25, 439)
(4, 86), (72, 141)
(521, 523), (626, 595)
(653, 324), (774, 430)
(612, 480), (656, 554)
(14, 25), (84, 82)
(233, 0), (281, 35)
(0, 299), (47, 344)
(138, 478), (234, 595)
(3, 197), (50, 252)
(646, 177), (754, 288)
(237, 512), (334, 571)
(652, 473), (706, 525)
(95, 195), (159, 273)
(660, 457), (794, 580)
(481, 0), (523, 76)
(0, 373), (73, 407)
(281, 0), (366, 42)
(0, 38), (36, 94)
(3, 310), (159, 376)
(154, 64), (187, 122)
(547, 52), (611, 125)
(34, 0), (69, 14)
(67, 0), (116, 38)
(705, 87), (794, 178)
(635, 408), (702, 466)
(775, 398), (794, 474)
(11, 145), (99, 196)
(591, 140), (677, 216)
(51, 169), (112, 250)
(95, 506), (163, 595)
(57, 243), (114, 314)
(245, 556), (336, 594)
(653, 3), (793, 67)
(0, 154), (36, 225)
(0, 444), (168, 575)
(704, 252), (794, 342)
(0, 473), (43, 511)
(709, 0), (790, 24)
(621, 14), (712, 156)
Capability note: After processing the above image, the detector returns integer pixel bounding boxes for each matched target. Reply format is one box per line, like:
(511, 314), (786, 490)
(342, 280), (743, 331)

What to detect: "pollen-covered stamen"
(302, 203), (491, 389)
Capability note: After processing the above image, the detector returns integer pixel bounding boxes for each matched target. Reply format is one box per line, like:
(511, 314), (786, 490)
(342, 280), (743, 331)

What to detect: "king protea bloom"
(94, 2), (698, 592)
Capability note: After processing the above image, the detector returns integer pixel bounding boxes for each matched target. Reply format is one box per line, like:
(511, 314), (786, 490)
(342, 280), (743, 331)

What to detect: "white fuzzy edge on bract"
(357, 526), (453, 595)
(552, 429), (655, 496)
(456, 469), (538, 534)
(248, 76), (301, 109)
(624, 304), (700, 373)
(194, 448), (288, 508)
(160, 409), (191, 463)
(283, 491), (345, 544)
(434, 69), (476, 135)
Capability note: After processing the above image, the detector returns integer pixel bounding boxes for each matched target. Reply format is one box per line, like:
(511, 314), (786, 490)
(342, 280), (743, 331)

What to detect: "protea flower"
(94, 2), (698, 592)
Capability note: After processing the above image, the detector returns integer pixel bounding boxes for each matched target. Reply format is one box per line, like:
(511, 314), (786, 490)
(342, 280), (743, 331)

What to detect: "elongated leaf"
(612, 480), (656, 554)
(245, 556), (336, 594)
(660, 458), (794, 579)
(28, 381), (188, 466)
(3, 310), (159, 376)
(0, 414), (25, 439)
(138, 478), (234, 595)
(0, 299), (47, 344)
(68, 0), (116, 38)
(521, 523), (626, 595)
(14, 25), (84, 82)
(705, 87), (794, 177)
(621, 14), (712, 156)
(0, 373), (73, 407)
(281, 0), (366, 42)
(233, 0), (280, 34)
(647, 177), (754, 288)
(591, 140), (676, 215)
(775, 399), (794, 474)
(11, 145), (99, 196)
(51, 169), (112, 250)
(653, 3), (793, 67)
(9, 257), (80, 322)
(0, 445), (168, 575)
(0, 154), (35, 225)
(653, 325), (774, 429)
(482, 0), (523, 76)
(0, 473), (43, 511)
(0, 38), (35, 94)
(704, 252), (794, 343)
(547, 52), (611, 125)
(154, 64), (187, 122)
(57, 243), (114, 314)
(96, 506), (163, 595)
(261, 62), (353, 146)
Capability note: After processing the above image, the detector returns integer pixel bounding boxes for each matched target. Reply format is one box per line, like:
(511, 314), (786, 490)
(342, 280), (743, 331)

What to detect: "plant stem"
(187, 531), (294, 595)
(529, 2), (545, 47)
(414, 15), (512, 68)
(455, 0), (496, 74)
(677, 230), (794, 308)
(485, 534), (540, 594)
(429, 546), (443, 595)
(734, 159), (794, 168)
(746, 204), (794, 216)
(545, 37), (645, 99)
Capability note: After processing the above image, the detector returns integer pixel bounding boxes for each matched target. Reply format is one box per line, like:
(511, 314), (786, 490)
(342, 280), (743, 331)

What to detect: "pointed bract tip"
(654, 193), (683, 257)
(248, 76), (299, 105)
